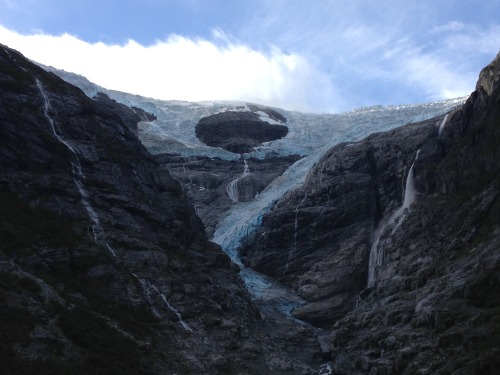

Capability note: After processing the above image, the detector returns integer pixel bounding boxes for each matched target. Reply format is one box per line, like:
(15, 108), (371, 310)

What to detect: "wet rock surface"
(243, 52), (500, 373)
(242, 117), (441, 327)
(155, 153), (301, 236)
(0, 45), (322, 374)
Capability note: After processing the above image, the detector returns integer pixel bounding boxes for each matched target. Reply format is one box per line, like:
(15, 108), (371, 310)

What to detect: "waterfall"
(284, 192), (308, 276)
(133, 274), (192, 332)
(182, 157), (193, 185)
(150, 284), (193, 332)
(318, 363), (333, 375)
(226, 159), (251, 203)
(36, 79), (116, 257)
(367, 150), (420, 288)
(438, 114), (449, 137)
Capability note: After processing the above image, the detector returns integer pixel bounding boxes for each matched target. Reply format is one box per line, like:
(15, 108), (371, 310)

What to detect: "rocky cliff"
(2, 41), (499, 375)
(155, 153), (301, 236)
(243, 53), (500, 373)
(242, 116), (443, 327)
(0, 45), (321, 374)
(195, 109), (288, 153)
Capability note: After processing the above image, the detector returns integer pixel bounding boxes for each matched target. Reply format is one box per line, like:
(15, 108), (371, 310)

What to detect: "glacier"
(45, 65), (466, 318)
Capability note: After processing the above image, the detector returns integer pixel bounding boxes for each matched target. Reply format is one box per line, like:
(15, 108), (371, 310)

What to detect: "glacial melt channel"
(36, 79), (116, 257)
(367, 150), (420, 288)
(36, 78), (191, 332)
(47, 68), (466, 318)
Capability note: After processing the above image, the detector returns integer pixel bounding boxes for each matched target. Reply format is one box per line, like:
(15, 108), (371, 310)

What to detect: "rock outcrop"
(242, 115), (442, 328)
(195, 110), (288, 153)
(325, 52), (500, 374)
(3, 41), (499, 375)
(155, 153), (301, 236)
(0, 45), (321, 374)
(92, 92), (156, 135)
(243, 52), (500, 372)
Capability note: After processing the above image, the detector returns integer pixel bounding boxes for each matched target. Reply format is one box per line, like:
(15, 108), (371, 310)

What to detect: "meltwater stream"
(133, 273), (192, 332)
(36, 79), (116, 257)
(367, 150), (420, 288)
(226, 159), (251, 203)
(36, 78), (192, 332)
(46, 66), (467, 324)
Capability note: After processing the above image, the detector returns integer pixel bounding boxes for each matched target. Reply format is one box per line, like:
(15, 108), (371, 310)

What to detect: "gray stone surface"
(243, 52), (500, 373)
(0, 44), (321, 374)
(155, 153), (301, 236)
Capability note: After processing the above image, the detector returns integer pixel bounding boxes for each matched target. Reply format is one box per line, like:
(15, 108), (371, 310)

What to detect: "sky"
(0, 0), (499, 113)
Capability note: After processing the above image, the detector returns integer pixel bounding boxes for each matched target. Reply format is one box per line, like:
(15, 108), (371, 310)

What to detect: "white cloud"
(1, 0), (499, 114)
(0, 25), (326, 112)
(431, 21), (467, 34)
(440, 24), (500, 55)
(235, 0), (500, 108)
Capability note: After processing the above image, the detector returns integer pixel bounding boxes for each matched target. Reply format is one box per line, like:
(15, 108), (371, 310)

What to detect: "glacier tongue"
(40, 64), (467, 160)
(46, 65), (466, 316)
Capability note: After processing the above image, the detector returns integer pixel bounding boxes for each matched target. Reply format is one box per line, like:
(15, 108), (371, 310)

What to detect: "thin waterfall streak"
(132, 272), (192, 332)
(367, 150), (420, 288)
(284, 192), (308, 276)
(150, 284), (193, 332)
(226, 159), (251, 203)
(36, 79), (115, 257)
(438, 114), (449, 137)
(134, 275), (161, 318)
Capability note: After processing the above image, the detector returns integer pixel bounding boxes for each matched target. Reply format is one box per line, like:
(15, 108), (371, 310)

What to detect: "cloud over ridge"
(1, 0), (499, 114)
(0, 26), (327, 112)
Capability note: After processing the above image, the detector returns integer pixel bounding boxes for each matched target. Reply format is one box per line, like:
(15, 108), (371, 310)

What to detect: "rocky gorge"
(0, 45), (320, 374)
(1, 41), (499, 375)
(243, 53), (500, 373)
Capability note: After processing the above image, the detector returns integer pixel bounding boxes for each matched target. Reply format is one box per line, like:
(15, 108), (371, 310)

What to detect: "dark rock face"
(243, 52), (500, 373)
(4, 41), (499, 375)
(326, 54), (500, 374)
(242, 117), (440, 328)
(155, 153), (301, 236)
(92, 92), (156, 135)
(0, 45), (321, 374)
(195, 110), (289, 153)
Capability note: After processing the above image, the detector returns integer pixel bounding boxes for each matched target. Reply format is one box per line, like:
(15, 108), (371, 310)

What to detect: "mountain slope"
(244, 52), (500, 373)
(0, 44), (322, 374)
(3, 43), (499, 375)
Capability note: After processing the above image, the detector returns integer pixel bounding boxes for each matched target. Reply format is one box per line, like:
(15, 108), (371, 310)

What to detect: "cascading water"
(36, 79), (116, 257)
(150, 284), (192, 332)
(226, 159), (250, 203)
(438, 113), (449, 137)
(284, 192), (308, 276)
(367, 150), (420, 288)
(132, 274), (192, 332)
(48, 66), (466, 323)
(318, 363), (333, 375)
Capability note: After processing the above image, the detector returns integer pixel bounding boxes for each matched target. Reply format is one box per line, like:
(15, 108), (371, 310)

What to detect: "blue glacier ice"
(46, 65), (466, 318)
